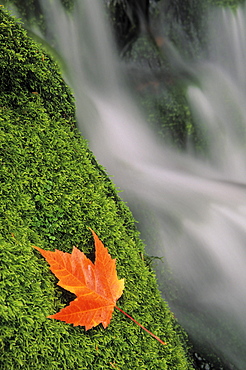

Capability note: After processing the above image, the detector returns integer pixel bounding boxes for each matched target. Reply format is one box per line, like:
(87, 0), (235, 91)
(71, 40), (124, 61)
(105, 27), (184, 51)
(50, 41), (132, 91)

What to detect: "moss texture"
(2, 0), (244, 154)
(0, 7), (194, 370)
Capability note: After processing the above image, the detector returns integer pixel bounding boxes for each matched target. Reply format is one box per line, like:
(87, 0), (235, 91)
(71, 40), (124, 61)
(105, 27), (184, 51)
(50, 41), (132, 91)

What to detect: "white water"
(33, 1), (246, 368)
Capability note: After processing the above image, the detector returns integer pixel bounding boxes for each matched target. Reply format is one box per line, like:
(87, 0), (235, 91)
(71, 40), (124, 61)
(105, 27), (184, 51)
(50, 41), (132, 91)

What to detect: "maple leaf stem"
(115, 306), (167, 345)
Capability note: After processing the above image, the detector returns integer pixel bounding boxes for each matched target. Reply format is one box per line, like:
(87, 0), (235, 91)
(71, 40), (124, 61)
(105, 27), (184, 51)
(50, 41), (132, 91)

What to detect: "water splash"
(37, 1), (246, 367)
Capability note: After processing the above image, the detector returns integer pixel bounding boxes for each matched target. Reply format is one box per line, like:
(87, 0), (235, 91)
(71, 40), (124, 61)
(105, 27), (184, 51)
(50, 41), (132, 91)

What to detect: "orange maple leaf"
(33, 229), (124, 330)
(33, 229), (166, 344)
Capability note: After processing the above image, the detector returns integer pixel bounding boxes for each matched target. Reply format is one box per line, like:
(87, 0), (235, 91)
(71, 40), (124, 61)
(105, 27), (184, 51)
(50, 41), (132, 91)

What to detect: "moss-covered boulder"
(0, 7), (193, 370)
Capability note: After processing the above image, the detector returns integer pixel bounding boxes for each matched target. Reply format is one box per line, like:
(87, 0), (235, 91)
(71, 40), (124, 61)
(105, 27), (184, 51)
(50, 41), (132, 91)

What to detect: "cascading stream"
(34, 0), (246, 367)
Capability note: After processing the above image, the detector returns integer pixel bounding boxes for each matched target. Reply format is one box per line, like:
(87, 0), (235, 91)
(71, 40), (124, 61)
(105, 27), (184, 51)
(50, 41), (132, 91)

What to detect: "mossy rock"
(0, 7), (193, 370)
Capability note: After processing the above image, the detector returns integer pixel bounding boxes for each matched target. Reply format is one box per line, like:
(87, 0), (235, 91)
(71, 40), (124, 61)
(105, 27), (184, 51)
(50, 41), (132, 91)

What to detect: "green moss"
(0, 8), (193, 369)
(0, 8), (75, 123)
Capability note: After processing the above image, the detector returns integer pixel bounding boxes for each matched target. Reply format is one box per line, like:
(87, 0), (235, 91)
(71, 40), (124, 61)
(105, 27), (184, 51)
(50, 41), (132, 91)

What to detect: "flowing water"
(21, 0), (246, 368)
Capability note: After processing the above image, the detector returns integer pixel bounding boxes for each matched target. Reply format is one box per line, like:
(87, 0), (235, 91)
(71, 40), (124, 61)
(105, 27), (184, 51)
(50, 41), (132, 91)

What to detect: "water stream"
(25, 1), (246, 368)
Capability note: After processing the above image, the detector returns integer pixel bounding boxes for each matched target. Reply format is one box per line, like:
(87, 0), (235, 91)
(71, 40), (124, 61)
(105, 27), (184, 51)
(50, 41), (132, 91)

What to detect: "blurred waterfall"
(30, 0), (246, 367)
